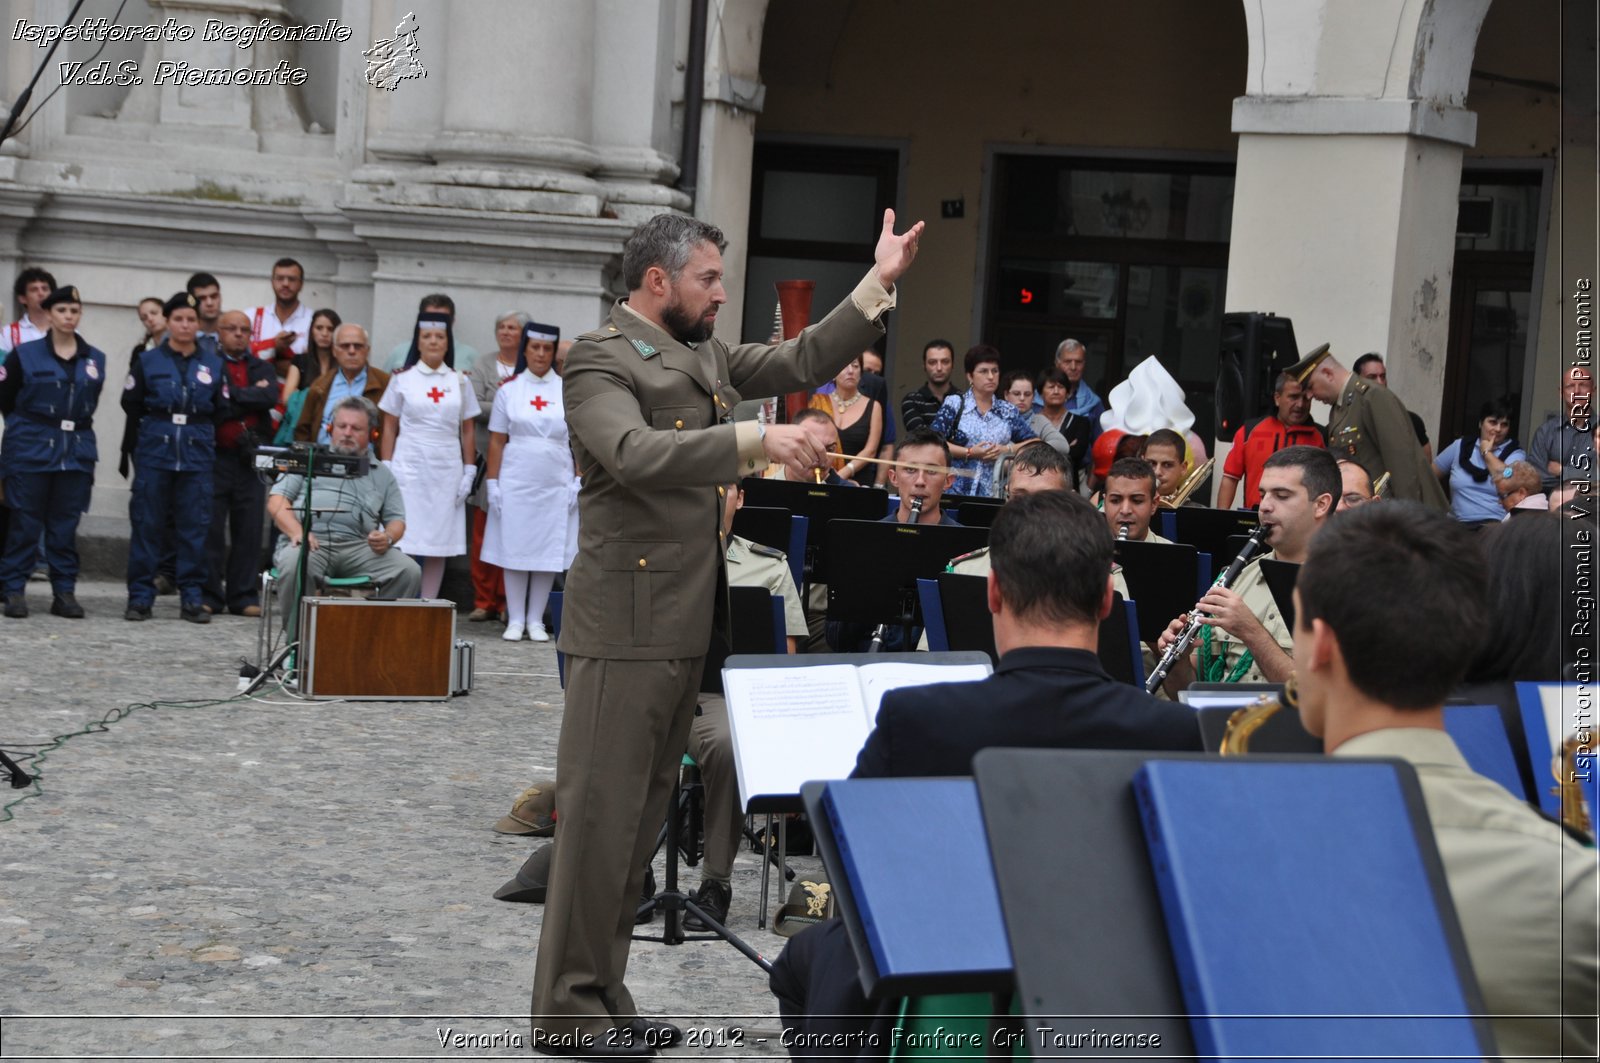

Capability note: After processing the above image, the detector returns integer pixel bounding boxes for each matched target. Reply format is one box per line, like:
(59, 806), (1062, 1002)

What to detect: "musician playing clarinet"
(1151, 446), (1339, 695)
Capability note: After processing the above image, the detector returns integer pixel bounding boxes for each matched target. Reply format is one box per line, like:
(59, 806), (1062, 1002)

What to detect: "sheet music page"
(856, 662), (992, 726)
(723, 665), (871, 808)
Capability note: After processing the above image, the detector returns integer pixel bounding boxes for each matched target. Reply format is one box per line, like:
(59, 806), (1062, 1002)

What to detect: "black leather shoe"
(125, 604), (153, 621)
(180, 603), (211, 624)
(531, 1029), (654, 1059)
(50, 593), (85, 619)
(3, 594), (27, 619)
(682, 879), (731, 932)
(633, 866), (656, 925)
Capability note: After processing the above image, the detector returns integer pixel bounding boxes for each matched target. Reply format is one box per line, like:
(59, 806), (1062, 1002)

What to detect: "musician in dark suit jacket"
(770, 490), (1202, 1059)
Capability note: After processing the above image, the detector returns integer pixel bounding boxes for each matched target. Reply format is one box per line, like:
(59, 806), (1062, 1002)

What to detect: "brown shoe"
(237, 604), (262, 618)
(467, 608), (493, 622)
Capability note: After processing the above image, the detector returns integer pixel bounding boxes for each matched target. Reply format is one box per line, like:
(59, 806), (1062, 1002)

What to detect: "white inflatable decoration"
(1099, 355), (1209, 463)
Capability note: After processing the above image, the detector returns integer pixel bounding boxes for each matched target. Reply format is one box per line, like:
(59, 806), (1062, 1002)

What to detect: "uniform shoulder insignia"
(945, 545), (989, 571)
(575, 327), (621, 343)
(747, 541), (786, 560)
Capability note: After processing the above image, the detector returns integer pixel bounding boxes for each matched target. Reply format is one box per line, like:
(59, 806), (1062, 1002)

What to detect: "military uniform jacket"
(1327, 375), (1448, 509)
(726, 533), (807, 638)
(1197, 554), (1291, 685)
(0, 336), (106, 475)
(559, 273), (892, 660)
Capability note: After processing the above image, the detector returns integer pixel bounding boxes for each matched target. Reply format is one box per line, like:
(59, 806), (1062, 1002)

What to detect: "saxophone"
(1219, 674), (1299, 754)
(1556, 735), (1594, 834)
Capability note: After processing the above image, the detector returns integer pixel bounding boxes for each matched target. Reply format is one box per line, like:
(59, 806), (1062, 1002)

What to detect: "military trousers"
(127, 465), (212, 608)
(273, 538), (423, 642)
(0, 469), (92, 596)
(531, 653), (704, 1047)
(686, 694), (742, 883)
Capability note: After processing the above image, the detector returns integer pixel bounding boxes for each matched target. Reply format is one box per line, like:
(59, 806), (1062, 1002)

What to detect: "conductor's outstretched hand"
(874, 209), (925, 290)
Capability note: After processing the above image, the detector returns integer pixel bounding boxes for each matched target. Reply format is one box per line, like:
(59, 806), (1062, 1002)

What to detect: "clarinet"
(1116, 522), (1130, 541)
(1143, 523), (1271, 694)
(868, 496), (925, 653)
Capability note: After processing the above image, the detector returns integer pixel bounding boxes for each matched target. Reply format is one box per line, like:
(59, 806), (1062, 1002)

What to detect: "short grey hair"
(495, 311), (530, 330)
(1054, 338), (1085, 361)
(333, 322), (370, 347)
(330, 395), (378, 432)
(621, 214), (727, 291)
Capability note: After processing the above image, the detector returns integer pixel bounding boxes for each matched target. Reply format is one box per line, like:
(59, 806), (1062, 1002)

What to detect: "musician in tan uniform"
(531, 211), (922, 1057)
(1293, 502), (1597, 1060)
(1153, 446), (1337, 695)
(1103, 457), (1172, 546)
(1290, 344), (1447, 510)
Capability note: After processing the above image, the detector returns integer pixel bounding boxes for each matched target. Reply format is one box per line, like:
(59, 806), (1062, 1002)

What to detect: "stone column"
(114, 0), (310, 147)
(1222, 0), (1494, 438)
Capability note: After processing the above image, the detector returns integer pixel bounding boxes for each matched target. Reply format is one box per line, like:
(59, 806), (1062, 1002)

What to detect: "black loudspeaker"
(1215, 312), (1300, 438)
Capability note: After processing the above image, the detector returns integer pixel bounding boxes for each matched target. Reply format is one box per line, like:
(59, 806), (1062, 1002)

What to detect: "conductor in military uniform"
(530, 210), (922, 1057)
(1290, 344), (1447, 510)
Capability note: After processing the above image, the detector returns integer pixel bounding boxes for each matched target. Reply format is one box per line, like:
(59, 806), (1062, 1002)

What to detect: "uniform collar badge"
(630, 338), (658, 359)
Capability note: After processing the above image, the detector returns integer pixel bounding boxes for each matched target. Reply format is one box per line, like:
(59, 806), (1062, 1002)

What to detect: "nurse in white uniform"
(482, 320), (578, 641)
(377, 310), (480, 599)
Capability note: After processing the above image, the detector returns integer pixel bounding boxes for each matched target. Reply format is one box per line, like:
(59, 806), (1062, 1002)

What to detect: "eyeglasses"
(335, 342), (368, 351)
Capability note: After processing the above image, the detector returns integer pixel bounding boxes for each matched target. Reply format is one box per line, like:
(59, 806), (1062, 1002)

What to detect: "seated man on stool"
(267, 396), (421, 642)
(1292, 502), (1597, 1059)
(769, 490), (1202, 1054)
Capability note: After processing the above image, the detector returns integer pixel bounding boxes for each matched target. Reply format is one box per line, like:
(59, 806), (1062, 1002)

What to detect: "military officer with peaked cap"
(1288, 343), (1447, 510)
(529, 209), (922, 1058)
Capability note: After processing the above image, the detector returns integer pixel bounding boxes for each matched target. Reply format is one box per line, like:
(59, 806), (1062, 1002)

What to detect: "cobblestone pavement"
(1, 581), (813, 1060)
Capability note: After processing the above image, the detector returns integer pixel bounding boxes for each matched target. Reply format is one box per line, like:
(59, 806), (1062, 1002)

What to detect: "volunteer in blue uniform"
(121, 291), (227, 623)
(0, 286), (106, 619)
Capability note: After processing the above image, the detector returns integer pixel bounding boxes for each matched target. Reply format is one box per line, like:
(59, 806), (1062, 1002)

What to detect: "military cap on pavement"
(492, 842), (552, 903)
(492, 779), (558, 835)
(41, 285), (81, 309)
(1285, 342), (1333, 386)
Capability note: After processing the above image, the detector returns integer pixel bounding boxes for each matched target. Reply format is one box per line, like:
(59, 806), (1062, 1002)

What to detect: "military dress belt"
(18, 409), (91, 431)
(151, 412), (211, 425)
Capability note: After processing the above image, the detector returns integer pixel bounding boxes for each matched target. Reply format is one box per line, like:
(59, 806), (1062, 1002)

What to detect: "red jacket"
(1223, 415), (1326, 507)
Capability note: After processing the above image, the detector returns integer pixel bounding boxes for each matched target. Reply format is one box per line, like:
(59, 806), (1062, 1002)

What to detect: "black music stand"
(730, 505), (791, 556)
(1258, 558), (1300, 631)
(1172, 506), (1260, 570)
(825, 520), (989, 649)
(952, 496), (1004, 528)
(738, 478), (887, 586)
(1114, 540), (1200, 645)
(973, 748), (1196, 1057)
(937, 572), (996, 665)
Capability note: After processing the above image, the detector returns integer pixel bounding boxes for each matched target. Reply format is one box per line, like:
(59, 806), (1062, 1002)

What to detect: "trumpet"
(1159, 458), (1215, 509)
(1219, 674), (1299, 754)
(1372, 472), (1392, 498)
(1144, 522), (1271, 694)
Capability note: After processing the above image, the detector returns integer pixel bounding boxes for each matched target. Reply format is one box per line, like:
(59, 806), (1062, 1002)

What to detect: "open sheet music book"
(723, 654), (992, 810)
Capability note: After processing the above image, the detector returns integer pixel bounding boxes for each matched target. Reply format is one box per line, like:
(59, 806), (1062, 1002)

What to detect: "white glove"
(456, 464), (476, 504)
(487, 479), (503, 512)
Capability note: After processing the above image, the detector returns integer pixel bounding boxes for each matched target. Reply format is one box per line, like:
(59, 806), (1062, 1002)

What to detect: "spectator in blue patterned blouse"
(929, 344), (1037, 497)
